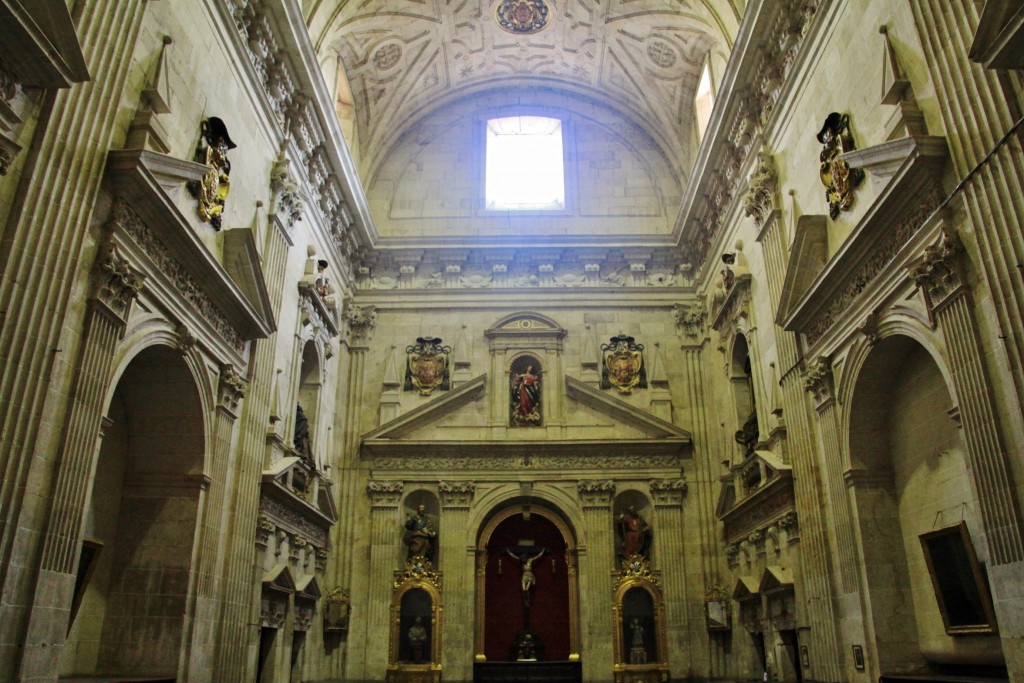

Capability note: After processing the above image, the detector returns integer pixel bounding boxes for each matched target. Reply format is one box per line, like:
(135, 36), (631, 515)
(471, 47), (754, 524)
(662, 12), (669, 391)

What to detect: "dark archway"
(60, 345), (205, 678)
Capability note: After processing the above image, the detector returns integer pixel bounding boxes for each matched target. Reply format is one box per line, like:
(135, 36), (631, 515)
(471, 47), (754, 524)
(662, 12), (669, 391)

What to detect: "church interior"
(1, 1), (1024, 682)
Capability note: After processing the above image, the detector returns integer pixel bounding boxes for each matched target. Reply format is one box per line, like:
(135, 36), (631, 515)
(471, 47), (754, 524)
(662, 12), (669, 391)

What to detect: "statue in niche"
(629, 617), (647, 664)
(735, 411), (759, 455)
(407, 616), (428, 662)
(510, 358), (542, 426)
(294, 404), (313, 462)
(404, 504), (437, 561)
(617, 506), (652, 561)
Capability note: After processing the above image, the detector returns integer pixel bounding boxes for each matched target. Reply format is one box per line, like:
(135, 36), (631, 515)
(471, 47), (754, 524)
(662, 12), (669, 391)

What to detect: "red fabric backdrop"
(483, 513), (570, 661)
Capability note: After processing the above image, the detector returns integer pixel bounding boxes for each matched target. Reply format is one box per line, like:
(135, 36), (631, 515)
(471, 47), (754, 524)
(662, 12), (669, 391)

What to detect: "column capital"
(439, 480), (476, 509)
(649, 477), (687, 505)
(577, 480), (615, 508)
(367, 480), (403, 507)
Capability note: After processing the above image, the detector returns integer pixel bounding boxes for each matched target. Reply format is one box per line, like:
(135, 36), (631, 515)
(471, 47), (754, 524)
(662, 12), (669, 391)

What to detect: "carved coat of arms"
(817, 112), (863, 219)
(404, 337), (451, 396)
(187, 117), (235, 230)
(601, 335), (647, 394)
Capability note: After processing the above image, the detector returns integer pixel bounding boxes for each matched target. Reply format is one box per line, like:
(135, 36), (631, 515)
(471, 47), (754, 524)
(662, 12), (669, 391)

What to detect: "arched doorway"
(476, 502), (579, 663)
(60, 345), (206, 679)
(847, 335), (1004, 677)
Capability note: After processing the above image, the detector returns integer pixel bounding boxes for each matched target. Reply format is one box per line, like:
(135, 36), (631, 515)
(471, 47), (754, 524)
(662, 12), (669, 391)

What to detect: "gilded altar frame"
(612, 557), (669, 683)
(386, 559), (443, 683)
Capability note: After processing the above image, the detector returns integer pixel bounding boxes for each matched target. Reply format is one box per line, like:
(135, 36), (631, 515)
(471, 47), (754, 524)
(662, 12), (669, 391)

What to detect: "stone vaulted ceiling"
(306, 0), (743, 180)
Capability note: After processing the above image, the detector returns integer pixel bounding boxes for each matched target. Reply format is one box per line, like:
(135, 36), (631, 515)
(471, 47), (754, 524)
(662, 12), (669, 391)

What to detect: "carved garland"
(110, 200), (245, 352)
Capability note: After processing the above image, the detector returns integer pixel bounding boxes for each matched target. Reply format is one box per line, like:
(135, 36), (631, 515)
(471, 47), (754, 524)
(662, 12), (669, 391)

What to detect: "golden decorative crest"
(495, 0), (549, 34)
(616, 554), (659, 588)
(404, 337), (451, 396)
(601, 335), (647, 394)
(394, 555), (442, 591)
(187, 117), (235, 230)
(817, 112), (863, 219)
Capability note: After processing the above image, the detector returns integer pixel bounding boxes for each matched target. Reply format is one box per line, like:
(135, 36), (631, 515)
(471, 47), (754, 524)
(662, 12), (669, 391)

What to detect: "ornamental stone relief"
(649, 478), (687, 505)
(438, 480), (476, 508)
(743, 150), (778, 227)
(367, 480), (404, 506)
(218, 363), (247, 411)
(93, 241), (145, 320)
(577, 480), (616, 507)
(908, 225), (966, 311)
(372, 454), (683, 471)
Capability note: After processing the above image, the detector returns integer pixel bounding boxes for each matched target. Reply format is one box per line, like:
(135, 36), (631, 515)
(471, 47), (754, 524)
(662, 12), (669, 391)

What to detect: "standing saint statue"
(404, 504), (437, 561)
(510, 363), (541, 425)
(617, 505), (652, 560)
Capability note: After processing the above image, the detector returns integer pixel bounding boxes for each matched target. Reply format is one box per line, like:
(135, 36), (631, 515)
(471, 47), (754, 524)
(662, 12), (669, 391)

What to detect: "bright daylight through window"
(485, 116), (565, 211)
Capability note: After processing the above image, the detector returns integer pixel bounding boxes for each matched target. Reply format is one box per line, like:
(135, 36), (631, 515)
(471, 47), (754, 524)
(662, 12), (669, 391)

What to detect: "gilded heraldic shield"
(601, 335), (647, 394)
(404, 337), (451, 396)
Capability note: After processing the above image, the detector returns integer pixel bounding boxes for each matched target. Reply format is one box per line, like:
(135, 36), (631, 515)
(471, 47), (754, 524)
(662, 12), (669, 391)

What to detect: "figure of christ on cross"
(505, 547), (547, 607)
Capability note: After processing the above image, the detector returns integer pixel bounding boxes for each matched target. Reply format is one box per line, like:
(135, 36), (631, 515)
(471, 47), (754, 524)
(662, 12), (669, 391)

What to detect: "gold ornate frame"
(387, 559), (443, 683)
(474, 503), (581, 660)
(612, 557), (669, 683)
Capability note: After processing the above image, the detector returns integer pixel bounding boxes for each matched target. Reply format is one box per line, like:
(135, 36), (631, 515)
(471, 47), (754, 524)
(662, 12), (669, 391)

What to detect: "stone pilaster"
(438, 481), (475, 682)
(577, 480), (616, 682)
(19, 240), (145, 676)
(362, 481), (404, 679)
(649, 478), (689, 677)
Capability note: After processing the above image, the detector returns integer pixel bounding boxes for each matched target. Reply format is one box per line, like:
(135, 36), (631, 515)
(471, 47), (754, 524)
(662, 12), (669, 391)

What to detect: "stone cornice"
(780, 133), (948, 349)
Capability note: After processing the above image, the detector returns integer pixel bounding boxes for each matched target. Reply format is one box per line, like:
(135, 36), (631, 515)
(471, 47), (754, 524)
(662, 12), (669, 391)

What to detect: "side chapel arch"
(474, 501), (581, 663)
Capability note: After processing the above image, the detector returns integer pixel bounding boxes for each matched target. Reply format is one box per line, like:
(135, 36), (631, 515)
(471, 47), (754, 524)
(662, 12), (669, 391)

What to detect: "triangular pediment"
(715, 479), (736, 519)
(361, 373), (691, 458)
(776, 215), (828, 328)
(263, 563), (296, 593)
(295, 574), (323, 600)
(732, 576), (759, 601)
(759, 566), (794, 593)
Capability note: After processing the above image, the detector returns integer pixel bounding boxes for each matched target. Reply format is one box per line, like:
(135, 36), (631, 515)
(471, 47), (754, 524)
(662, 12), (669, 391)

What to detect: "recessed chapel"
(1, 1), (1023, 682)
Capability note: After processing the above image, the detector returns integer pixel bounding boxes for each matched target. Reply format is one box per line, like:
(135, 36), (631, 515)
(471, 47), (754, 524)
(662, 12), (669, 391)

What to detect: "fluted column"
(577, 480), (616, 682)
(0, 1), (149, 676)
(214, 213), (294, 681)
(649, 479), (689, 678)
(363, 481), (404, 680)
(19, 242), (144, 678)
(438, 481), (476, 682)
(910, 0), (1024, 468)
(184, 366), (244, 683)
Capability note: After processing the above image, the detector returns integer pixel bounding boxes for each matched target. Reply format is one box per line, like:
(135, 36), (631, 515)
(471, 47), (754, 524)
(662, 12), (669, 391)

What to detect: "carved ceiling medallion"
(495, 0), (550, 34)
(647, 40), (678, 68)
(373, 43), (402, 70)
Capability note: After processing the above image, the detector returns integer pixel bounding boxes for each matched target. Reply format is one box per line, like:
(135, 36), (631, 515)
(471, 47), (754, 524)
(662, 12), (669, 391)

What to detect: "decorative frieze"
(649, 478), (687, 505)
(438, 480), (476, 508)
(804, 196), (938, 345)
(110, 200), (246, 352)
(258, 496), (329, 547)
(367, 480), (404, 507)
(577, 480), (616, 507)
(372, 453), (683, 471)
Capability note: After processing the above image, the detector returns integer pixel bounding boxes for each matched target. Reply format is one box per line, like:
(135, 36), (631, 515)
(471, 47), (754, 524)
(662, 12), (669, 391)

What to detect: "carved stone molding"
(271, 155), (305, 230)
(367, 480), (404, 507)
(258, 495), (329, 547)
(109, 200), (246, 353)
(674, 301), (707, 340)
(218, 363), (246, 411)
(438, 480), (476, 508)
(93, 241), (145, 321)
(577, 480), (616, 507)
(802, 356), (834, 412)
(908, 226), (966, 313)
(345, 303), (377, 342)
(683, 0), (823, 267)
(649, 478), (687, 505)
(743, 150), (778, 227)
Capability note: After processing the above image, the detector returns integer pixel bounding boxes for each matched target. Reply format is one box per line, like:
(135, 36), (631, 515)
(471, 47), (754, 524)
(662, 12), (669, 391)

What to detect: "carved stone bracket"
(218, 363), (246, 412)
(93, 241), (145, 322)
(577, 480), (616, 508)
(908, 226), (966, 314)
(438, 480), (476, 508)
(802, 356), (834, 412)
(256, 514), (276, 548)
(271, 155), (305, 230)
(367, 480), (404, 507)
(649, 478), (687, 505)
(743, 150), (778, 227)
(175, 323), (197, 354)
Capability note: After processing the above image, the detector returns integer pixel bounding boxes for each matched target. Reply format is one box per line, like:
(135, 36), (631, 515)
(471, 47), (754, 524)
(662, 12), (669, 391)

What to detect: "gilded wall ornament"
(601, 335), (647, 394)
(404, 337), (451, 396)
(495, 0), (549, 34)
(817, 112), (864, 219)
(187, 117), (235, 230)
